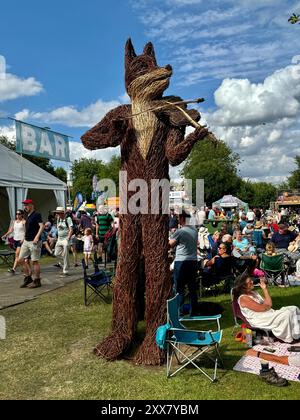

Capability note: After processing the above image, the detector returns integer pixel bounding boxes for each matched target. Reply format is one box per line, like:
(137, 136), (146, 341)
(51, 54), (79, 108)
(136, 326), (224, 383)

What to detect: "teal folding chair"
(166, 294), (223, 382)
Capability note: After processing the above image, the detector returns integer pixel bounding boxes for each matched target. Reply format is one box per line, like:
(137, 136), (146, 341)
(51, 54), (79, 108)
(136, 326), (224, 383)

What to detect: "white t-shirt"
(246, 211), (255, 221)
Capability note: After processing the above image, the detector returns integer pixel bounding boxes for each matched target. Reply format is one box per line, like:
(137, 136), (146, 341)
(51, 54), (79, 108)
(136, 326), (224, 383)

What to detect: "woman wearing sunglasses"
(2, 210), (26, 274)
(201, 243), (234, 292)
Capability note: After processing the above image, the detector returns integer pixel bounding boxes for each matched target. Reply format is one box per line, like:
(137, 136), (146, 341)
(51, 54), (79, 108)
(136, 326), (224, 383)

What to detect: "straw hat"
(53, 206), (65, 213)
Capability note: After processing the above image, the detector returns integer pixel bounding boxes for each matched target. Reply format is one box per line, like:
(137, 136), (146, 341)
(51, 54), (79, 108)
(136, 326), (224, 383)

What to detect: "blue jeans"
(173, 260), (198, 315)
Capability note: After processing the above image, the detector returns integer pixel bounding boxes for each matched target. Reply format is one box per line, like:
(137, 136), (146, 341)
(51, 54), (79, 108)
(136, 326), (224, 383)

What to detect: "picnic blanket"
(233, 342), (300, 382)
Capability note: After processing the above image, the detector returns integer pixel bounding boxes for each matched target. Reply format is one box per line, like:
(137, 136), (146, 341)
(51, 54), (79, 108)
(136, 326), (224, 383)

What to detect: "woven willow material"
(81, 39), (209, 365)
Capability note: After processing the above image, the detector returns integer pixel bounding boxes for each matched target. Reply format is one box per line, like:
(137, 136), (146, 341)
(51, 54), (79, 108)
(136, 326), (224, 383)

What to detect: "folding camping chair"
(165, 294), (223, 382)
(82, 259), (113, 306)
(0, 249), (15, 268)
(260, 253), (289, 287)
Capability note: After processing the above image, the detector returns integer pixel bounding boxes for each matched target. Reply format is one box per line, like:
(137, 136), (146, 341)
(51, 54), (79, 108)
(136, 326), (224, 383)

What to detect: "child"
(265, 242), (277, 256)
(82, 228), (94, 268)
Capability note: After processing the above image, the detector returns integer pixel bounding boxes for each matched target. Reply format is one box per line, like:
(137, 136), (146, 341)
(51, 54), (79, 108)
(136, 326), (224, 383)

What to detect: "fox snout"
(165, 64), (172, 73)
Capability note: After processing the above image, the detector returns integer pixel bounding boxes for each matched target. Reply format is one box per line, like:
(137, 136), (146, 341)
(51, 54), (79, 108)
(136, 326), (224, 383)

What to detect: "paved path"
(0, 264), (83, 310)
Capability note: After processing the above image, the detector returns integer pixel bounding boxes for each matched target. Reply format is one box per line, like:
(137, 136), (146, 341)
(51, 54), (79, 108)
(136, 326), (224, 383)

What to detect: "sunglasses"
(16, 213), (22, 215)
(218, 247), (226, 250)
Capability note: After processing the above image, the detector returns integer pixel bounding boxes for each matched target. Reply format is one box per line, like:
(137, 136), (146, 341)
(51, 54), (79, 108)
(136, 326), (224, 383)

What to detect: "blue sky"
(1, 0), (300, 183)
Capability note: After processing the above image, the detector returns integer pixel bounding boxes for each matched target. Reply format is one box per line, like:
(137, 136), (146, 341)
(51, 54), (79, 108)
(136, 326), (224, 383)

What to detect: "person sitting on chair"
(265, 242), (277, 256)
(233, 273), (300, 343)
(202, 242), (234, 291)
(271, 223), (297, 251)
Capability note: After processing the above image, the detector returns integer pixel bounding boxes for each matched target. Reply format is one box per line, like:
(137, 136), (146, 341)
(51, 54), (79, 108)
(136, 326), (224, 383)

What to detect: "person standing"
(81, 228), (94, 268)
(2, 209), (26, 274)
(169, 208), (179, 232)
(95, 205), (113, 262)
(169, 210), (199, 316)
(196, 206), (206, 226)
(246, 208), (255, 224)
(208, 207), (217, 220)
(18, 199), (44, 288)
(53, 207), (73, 277)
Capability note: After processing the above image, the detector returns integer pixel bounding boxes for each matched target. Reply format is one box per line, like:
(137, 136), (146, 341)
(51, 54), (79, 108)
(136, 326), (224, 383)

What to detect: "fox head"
(125, 38), (172, 101)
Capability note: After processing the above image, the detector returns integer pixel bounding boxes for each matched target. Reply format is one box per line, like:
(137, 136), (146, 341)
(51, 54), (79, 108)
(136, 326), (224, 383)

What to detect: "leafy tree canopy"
(287, 156), (300, 189)
(71, 156), (121, 201)
(182, 138), (241, 205)
(288, 13), (300, 24)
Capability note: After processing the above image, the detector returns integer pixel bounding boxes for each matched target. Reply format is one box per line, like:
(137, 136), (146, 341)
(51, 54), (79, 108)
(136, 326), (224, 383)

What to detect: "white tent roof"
(212, 194), (248, 209)
(0, 143), (67, 190)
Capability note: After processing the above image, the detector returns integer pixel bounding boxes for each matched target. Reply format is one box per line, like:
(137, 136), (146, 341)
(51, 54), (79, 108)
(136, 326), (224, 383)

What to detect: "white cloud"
(210, 63), (300, 126)
(69, 141), (120, 163)
(18, 99), (122, 128)
(133, 0), (299, 87)
(0, 72), (43, 102)
(183, 57), (300, 184)
(0, 124), (15, 141)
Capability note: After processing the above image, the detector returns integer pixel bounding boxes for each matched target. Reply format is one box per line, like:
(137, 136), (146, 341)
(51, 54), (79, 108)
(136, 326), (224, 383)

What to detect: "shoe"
(259, 367), (288, 387)
(27, 278), (41, 288)
(74, 263), (79, 267)
(20, 276), (33, 288)
(59, 273), (69, 278)
(53, 263), (62, 268)
(8, 268), (16, 274)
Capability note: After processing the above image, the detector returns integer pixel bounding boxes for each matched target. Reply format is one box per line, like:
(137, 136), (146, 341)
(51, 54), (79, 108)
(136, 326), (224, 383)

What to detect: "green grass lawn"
(0, 281), (300, 400)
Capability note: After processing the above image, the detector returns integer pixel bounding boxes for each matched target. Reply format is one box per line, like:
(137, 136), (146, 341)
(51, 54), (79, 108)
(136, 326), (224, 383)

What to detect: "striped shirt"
(95, 213), (113, 239)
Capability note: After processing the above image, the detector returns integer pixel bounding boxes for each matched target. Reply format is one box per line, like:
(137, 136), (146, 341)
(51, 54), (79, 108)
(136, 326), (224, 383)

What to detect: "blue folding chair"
(82, 259), (112, 306)
(166, 294), (223, 382)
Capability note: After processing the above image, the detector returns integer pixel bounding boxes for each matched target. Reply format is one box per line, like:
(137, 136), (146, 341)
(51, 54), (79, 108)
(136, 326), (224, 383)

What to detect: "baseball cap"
(22, 199), (34, 205)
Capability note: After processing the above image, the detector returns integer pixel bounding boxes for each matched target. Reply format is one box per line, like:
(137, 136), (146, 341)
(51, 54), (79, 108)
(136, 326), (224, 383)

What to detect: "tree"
(237, 179), (255, 205)
(288, 13), (300, 24)
(54, 167), (67, 183)
(71, 158), (105, 201)
(288, 156), (300, 189)
(0, 135), (14, 150)
(71, 156), (121, 201)
(250, 182), (277, 208)
(101, 155), (121, 191)
(182, 138), (241, 205)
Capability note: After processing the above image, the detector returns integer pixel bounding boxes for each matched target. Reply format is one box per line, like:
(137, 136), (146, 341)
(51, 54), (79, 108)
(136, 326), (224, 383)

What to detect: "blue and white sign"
(16, 121), (70, 162)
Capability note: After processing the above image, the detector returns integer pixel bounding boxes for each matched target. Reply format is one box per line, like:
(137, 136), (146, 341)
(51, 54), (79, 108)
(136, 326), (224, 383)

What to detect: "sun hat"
(53, 206), (65, 213)
(22, 199), (33, 204)
(255, 221), (263, 229)
(199, 226), (208, 234)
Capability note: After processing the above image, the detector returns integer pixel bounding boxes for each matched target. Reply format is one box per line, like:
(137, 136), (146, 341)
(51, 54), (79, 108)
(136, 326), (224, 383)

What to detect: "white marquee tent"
(0, 143), (67, 232)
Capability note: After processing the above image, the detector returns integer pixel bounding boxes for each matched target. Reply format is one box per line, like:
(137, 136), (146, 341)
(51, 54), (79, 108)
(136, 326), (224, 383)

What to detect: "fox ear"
(125, 38), (136, 66)
(143, 42), (157, 63)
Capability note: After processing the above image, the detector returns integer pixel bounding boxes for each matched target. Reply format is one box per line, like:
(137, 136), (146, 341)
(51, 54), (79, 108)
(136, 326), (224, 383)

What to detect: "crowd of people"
(1, 200), (119, 287)
(168, 205), (300, 347)
(168, 205), (300, 387)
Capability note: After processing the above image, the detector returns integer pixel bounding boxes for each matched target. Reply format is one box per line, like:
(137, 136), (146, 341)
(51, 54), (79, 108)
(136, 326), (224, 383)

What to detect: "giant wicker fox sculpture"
(81, 39), (209, 365)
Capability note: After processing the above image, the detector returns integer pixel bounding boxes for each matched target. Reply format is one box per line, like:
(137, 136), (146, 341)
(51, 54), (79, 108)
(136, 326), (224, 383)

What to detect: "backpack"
(65, 214), (79, 235)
